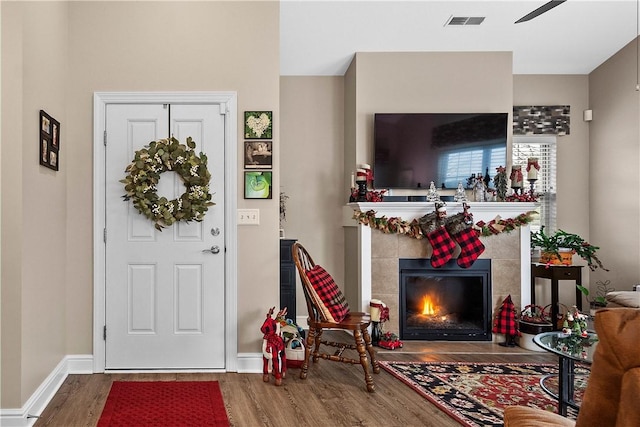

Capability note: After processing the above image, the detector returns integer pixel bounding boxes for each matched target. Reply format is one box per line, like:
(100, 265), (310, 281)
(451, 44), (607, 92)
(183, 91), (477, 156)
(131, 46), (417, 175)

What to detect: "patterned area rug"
(380, 361), (586, 427)
(97, 381), (230, 427)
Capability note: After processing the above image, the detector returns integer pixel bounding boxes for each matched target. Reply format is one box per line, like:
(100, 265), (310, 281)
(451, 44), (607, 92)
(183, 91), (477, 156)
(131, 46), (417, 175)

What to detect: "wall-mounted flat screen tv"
(374, 113), (508, 189)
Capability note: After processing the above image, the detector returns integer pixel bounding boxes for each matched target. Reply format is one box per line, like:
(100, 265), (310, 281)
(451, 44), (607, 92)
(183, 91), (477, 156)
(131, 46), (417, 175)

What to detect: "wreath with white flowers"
(121, 136), (214, 231)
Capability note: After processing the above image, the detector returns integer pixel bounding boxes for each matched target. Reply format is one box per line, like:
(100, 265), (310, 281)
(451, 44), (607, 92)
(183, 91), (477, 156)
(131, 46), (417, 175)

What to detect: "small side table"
(531, 264), (583, 330)
(534, 331), (598, 416)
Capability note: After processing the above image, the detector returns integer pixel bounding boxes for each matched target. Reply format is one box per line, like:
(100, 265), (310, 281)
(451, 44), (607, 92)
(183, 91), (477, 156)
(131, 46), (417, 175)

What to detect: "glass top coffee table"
(534, 331), (599, 416)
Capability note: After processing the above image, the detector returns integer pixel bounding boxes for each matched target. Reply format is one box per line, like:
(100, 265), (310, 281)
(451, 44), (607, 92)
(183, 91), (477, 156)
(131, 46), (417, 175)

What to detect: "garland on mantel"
(353, 209), (538, 238)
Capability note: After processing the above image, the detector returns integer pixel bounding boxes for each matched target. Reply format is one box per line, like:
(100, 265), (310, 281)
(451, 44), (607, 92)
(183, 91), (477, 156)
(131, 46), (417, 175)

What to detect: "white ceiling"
(280, 0), (640, 76)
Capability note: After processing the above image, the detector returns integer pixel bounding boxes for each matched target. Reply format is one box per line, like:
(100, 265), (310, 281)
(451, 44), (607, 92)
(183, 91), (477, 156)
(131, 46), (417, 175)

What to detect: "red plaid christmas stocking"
(418, 211), (456, 268)
(445, 210), (485, 268)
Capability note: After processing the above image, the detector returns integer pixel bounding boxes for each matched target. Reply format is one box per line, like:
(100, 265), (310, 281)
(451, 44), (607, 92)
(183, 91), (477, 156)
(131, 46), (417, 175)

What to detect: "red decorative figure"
(492, 295), (520, 347)
(261, 307), (287, 385)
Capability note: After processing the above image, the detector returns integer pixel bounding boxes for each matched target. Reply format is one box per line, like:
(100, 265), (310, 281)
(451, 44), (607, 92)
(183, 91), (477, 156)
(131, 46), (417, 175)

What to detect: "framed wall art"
(244, 111), (273, 139)
(244, 141), (273, 169)
(39, 110), (60, 171)
(244, 171), (272, 199)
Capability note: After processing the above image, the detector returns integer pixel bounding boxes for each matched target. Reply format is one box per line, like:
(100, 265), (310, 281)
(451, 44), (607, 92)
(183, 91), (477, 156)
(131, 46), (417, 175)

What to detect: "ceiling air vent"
(446, 16), (485, 26)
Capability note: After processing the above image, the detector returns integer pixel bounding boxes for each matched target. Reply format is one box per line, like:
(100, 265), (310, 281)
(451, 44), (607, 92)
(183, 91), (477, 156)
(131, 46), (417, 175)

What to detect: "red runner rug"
(380, 361), (586, 427)
(97, 381), (230, 427)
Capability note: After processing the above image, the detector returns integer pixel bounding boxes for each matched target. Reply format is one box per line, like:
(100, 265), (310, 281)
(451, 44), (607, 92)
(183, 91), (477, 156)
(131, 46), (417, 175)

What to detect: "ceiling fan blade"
(515, 0), (567, 24)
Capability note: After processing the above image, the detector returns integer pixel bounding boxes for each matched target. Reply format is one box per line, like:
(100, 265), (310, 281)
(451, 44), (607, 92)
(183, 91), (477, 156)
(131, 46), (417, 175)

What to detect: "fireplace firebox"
(399, 259), (492, 341)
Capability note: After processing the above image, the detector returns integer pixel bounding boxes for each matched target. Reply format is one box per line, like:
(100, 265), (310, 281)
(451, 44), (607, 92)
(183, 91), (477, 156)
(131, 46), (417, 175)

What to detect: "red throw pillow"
(305, 265), (350, 322)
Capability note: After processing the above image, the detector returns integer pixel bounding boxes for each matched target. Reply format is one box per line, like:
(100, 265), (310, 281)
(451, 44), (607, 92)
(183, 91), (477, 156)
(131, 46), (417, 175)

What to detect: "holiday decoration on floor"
(274, 313), (305, 369)
(492, 294), (520, 347)
(444, 204), (485, 268)
(378, 331), (404, 350)
(369, 299), (390, 346)
(261, 307), (287, 386)
(418, 204), (456, 268)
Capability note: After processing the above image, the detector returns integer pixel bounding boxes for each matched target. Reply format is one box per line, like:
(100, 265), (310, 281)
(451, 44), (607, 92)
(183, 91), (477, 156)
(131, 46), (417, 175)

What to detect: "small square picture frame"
(39, 110), (60, 171)
(244, 141), (273, 169)
(244, 171), (272, 199)
(244, 111), (273, 139)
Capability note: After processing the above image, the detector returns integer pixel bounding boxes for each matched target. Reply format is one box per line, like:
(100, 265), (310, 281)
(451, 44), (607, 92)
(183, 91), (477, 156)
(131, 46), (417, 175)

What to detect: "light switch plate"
(238, 209), (260, 225)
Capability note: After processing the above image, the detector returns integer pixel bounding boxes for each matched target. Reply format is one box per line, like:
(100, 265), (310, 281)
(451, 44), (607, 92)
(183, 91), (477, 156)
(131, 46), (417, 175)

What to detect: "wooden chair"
(292, 242), (379, 392)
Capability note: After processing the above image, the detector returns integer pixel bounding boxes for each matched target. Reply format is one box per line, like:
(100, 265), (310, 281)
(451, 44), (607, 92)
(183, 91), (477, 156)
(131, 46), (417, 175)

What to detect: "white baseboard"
(0, 355), (93, 427)
(236, 352), (263, 373)
(296, 315), (308, 329)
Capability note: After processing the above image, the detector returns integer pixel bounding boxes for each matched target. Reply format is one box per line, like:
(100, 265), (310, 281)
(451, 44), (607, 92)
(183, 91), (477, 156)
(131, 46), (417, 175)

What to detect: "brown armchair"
(504, 308), (640, 427)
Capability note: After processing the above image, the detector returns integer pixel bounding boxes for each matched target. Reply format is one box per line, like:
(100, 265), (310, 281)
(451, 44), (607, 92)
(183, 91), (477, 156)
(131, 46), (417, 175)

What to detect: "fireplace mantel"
(345, 201), (538, 224)
(344, 201), (538, 314)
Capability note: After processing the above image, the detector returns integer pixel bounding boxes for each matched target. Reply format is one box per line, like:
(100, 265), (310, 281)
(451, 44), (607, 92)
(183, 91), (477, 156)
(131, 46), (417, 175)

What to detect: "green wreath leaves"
(121, 136), (214, 231)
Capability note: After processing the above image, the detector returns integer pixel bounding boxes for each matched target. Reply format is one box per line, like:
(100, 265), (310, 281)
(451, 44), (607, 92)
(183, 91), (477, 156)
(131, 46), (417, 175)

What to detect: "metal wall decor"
(513, 105), (570, 136)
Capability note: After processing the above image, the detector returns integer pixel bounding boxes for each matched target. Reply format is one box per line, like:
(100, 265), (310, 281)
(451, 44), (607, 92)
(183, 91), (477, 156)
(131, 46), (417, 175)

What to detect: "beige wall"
(589, 37), (640, 291)
(1, 1), (69, 407)
(513, 74), (591, 305)
(280, 76), (345, 317)
(2, 0), (280, 408)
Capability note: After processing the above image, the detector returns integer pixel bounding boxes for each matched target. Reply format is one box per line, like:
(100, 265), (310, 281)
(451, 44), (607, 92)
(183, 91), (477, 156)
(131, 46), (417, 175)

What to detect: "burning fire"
(421, 294), (438, 316)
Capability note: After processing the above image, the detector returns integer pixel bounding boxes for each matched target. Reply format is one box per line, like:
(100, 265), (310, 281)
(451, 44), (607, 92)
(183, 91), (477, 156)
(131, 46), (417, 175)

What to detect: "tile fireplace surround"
(345, 201), (538, 342)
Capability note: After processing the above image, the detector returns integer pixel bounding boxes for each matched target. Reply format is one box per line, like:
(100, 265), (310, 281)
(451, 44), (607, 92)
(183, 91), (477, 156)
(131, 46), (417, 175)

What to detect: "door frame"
(92, 92), (238, 372)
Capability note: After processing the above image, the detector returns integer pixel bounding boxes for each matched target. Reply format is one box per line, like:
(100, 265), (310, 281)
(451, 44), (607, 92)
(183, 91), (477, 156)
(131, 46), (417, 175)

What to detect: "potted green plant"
(577, 279), (615, 315)
(531, 226), (608, 271)
(279, 190), (289, 239)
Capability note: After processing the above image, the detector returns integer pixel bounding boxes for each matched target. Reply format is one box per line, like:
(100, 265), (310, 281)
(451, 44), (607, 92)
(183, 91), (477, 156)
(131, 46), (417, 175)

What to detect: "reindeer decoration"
(261, 307), (287, 385)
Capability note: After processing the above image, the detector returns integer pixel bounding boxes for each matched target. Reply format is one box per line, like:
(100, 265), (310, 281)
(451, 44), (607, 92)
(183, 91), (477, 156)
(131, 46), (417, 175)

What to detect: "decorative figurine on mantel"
(453, 182), (467, 202)
(510, 165), (524, 195)
(349, 172), (357, 202)
(494, 166), (508, 201)
(426, 181), (441, 202)
(351, 163), (374, 202)
(473, 174), (487, 202)
(355, 168), (368, 202)
(526, 157), (540, 196)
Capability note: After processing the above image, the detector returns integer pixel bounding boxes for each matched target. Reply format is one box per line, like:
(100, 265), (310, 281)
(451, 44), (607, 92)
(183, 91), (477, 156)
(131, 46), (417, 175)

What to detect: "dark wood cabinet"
(280, 239), (297, 319)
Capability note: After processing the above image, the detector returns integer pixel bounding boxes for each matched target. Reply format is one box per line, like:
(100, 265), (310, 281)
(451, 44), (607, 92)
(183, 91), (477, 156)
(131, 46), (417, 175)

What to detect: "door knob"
(202, 246), (221, 254)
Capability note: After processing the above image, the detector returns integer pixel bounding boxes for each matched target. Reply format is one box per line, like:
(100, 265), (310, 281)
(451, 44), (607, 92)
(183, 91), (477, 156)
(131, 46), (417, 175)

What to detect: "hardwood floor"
(34, 335), (556, 427)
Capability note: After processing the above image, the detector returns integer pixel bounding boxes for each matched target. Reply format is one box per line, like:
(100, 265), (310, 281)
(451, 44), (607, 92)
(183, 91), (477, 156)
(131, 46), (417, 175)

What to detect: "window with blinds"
(512, 136), (557, 232)
(438, 143), (506, 189)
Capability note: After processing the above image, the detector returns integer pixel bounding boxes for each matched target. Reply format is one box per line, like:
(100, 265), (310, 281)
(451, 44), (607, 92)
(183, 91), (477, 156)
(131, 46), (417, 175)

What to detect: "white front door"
(104, 103), (225, 369)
